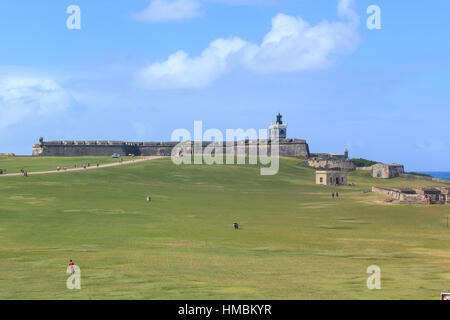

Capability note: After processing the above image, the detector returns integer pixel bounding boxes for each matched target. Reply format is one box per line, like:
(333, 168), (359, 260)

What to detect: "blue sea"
(418, 172), (450, 180)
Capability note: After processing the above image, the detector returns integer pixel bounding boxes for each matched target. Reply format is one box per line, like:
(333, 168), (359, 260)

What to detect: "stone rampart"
(32, 139), (310, 158)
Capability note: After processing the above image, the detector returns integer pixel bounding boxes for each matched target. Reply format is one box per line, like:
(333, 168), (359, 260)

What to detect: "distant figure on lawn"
(332, 192), (335, 199)
(147, 195), (151, 202)
(68, 260), (75, 274)
(336, 192), (339, 198)
(233, 222), (239, 230)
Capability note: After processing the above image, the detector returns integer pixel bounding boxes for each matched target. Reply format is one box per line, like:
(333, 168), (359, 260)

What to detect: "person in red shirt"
(68, 260), (75, 274)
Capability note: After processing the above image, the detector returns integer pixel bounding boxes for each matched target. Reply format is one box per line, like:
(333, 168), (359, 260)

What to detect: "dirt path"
(0, 156), (165, 177)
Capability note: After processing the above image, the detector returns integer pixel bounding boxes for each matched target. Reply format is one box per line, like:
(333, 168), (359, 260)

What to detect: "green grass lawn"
(0, 157), (449, 299)
(0, 156), (140, 174)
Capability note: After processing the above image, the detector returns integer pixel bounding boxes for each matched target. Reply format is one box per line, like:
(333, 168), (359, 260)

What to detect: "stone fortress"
(29, 113), (450, 197)
(32, 114), (313, 158)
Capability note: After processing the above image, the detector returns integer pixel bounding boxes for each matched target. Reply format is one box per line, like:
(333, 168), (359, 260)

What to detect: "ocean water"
(418, 172), (450, 180)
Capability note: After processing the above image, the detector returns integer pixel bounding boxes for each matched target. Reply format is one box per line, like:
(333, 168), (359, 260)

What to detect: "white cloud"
(136, 37), (247, 89)
(416, 140), (447, 152)
(135, 0), (360, 90)
(133, 0), (204, 22)
(204, 0), (277, 5)
(0, 77), (71, 128)
(244, 12), (358, 73)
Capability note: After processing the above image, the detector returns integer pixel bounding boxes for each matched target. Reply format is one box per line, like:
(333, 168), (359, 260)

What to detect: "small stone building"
(316, 170), (348, 186)
(371, 164), (404, 179)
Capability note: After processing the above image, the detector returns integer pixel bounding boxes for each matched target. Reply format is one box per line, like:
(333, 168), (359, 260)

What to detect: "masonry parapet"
(32, 136), (311, 158)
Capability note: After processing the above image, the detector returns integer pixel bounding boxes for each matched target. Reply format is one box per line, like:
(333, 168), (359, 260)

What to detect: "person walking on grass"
(332, 192), (335, 199)
(68, 260), (75, 274)
(336, 192), (339, 198)
(233, 222), (239, 230)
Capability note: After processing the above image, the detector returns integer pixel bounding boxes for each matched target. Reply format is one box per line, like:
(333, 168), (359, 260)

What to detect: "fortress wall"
(278, 141), (310, 157)
(309, 153), (346, 160)
(32, 139), (311, 158)
(399, 173), (433, 181)
(389, 166), (405, 177)
(306, 159), (356, 171)
(139, 146), (160, 156)
(33, 144), (127, 156)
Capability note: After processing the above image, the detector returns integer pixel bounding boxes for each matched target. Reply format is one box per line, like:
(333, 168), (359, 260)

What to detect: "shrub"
(350, 158), (379, 167)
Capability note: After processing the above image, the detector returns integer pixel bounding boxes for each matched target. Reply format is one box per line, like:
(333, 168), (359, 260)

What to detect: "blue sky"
(0, 0), (449, 171)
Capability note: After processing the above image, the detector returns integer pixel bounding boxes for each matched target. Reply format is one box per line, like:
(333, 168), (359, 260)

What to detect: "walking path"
(0, 156), (164, 177)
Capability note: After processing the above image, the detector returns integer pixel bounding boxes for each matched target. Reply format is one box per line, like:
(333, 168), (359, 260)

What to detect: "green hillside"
(0, 157), (448, 299)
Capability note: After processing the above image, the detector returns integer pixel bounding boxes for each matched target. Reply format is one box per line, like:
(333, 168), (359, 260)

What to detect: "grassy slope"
(0, 156), (139, 174)
(0, 157), (449, 299)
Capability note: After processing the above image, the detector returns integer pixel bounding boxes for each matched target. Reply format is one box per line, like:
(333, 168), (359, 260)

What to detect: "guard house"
(316, 170), (348, 186)
(371, 163), (404, 179)
(269, 113), (287, 140)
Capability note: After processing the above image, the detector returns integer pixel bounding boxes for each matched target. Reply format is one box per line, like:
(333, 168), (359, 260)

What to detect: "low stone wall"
(371, 186), (449, 204)
(356, 166), (372, 171)
(372, 186), (400, 199)
(372, 186), (423, 203)
(399, 173), (450, 184)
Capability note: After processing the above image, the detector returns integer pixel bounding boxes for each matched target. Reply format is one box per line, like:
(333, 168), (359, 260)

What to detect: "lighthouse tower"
(269, 113), (287, 140)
